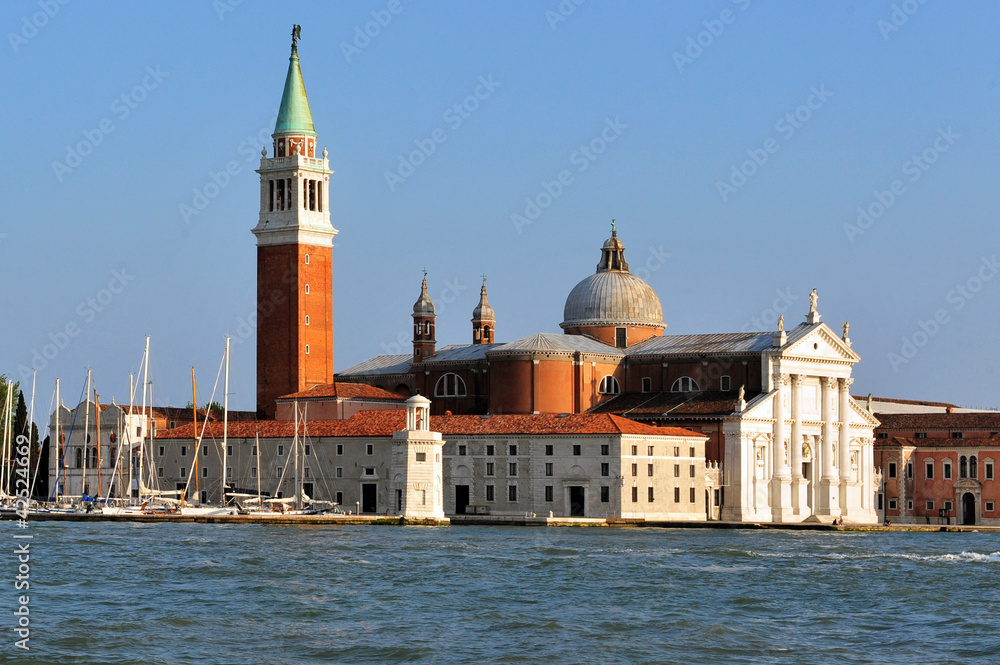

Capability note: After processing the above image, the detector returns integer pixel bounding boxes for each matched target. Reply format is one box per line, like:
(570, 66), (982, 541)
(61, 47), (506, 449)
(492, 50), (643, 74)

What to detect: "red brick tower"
(253, 26), (337, 418)
(471, 277), (495, 344)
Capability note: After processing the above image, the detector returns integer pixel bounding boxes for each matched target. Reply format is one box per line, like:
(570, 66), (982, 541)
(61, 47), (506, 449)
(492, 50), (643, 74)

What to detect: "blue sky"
(2, 1), (998, 417)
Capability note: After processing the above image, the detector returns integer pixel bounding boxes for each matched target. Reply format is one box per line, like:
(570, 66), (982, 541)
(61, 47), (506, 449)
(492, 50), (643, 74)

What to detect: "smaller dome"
(472, 280), (495, 322)
(413, 275), (435, 316)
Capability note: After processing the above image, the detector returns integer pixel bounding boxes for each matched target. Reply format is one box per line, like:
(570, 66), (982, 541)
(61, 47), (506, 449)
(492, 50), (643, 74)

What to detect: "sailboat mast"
(191, 367), (199, 504)
(294, 400), (301, 511)
(255, 430), (261, 507)
(55, 378), (61, 502)
(82, 369), (92, 498)
(139, 336), (150, 504)
(95, 390), (102, 498)
(221, 336), (230, 506)
(1, 380), (12, 498)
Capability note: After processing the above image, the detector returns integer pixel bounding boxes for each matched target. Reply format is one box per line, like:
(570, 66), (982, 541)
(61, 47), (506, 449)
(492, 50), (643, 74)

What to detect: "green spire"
(274, 26), (316, 137)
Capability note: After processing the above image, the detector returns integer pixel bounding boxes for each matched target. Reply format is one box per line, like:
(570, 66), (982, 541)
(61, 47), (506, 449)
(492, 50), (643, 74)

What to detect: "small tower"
(412, 273), (436, 362)
(471, 277), (495, 345)
(391, 395), (446, 522)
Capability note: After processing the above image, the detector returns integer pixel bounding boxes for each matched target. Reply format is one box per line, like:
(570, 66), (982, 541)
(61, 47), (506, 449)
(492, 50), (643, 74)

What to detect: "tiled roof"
(875, 412), (1000, 430)
(589, 390), (752, 417)
(157, 411), (702, 440)
(277, 382), (406, 401)
(875, 435), (1000, 449)
(856, 396), (958, 409)
(488, 333), (624, 356)
(427, 344), (499, 363)
(336, 354), (412, 377)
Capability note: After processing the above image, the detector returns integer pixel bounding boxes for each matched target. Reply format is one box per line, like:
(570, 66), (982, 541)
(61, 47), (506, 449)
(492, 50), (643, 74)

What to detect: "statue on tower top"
(291, 24), (301, 53)
(809, 288), (818, 314)
(611, 218), (617, 237)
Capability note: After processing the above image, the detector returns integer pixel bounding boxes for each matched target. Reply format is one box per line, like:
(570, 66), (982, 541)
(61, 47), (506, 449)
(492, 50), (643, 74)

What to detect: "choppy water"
(6, 523), (1000, 664)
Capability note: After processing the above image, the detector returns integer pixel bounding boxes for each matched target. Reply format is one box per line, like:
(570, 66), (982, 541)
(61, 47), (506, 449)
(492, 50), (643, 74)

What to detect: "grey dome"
(561, 271), (663, 329)
(413, 276), (435, 316)
(560, 228), (664, 330)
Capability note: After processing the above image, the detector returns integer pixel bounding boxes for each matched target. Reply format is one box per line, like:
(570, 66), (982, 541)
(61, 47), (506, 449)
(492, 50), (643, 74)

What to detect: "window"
(508, 485), (517, 502)
(509, 444), (518, 456)
(157, 467), (163, 477)
(689, 447), (695, 458)
(305, 315), (310, 326)
(180, 446), (187, 457)
(877, 432), (889, 439)
(925, 462), (934, 479)
(944, 462), (952, 479)
(180, 467), (187, 478)
(915, 432), (927, 438)
(486, 463), (495, 476)
(545, 486), (553, 502)
(335, 491), (343, 505)
(690, 487), (696, 503)
(906, 463), (913, 479)
(987, 502), (995, 512)
(598, 376), (621, 395)
(415, 452), (426, 462)
(631, 445), (638, 456)
(305, 344), (310, 355)
(304, 284), (310, 294)
(601, 486), (610, 502)
(689, 464), (696, 478)
(648, 487), (655, 502)
(926, 500), (934, 511)
(615, 327), (627, 348)
(276, 466), (283, 478)
(227, 445), (234, 456)
(434, 373), (467, 397)
(158, 445), (165, 457)
(631, 487), (638, 503)
(631, 463), (638, 477)
(202, 445), (208, 457)
(960, 456), (968, 478)
(674, 464), (681, 477)
(458, 445), (467, 456)
(671, 377), (700, 392)
(364, 467), (375, 476)
(601, 444), (610, 456)
(888, 498), (897, 510)
(277, 445), (285, 457)
(336, 444), (343, 456)
(674, 446), (680, 457)
(877, 494), (883, 510)
(952, 432), (963, 439)
(202, 467), (208, 478)
(971, 456), (978, 479)
(252, 445), (258, 456)
(545, 463), (553, 477)
(647, 446), (654, 456)
(907, 500), (913, 510)
(601, 463), (610, 477)
(486, 485), (495, 502)
(304, 467), (310, 478)
(335, 467), (343, 478)
(304, 254), (310, 265)
(888, 462), (897, 478)
(987, 462), (994, 480)
(509, 462), (518, 476)
(303, 445), (310, 456)
(366, 444), (374, 455)
(944, 501), (952, 511)
(545, 445), (553, 456)
(486, 444), (495, 456)
(673, 487), (680, 503)
(573, 444), (581, 456)
(647, 464), (654, 477)
(642, 377), (652, 393)
(721, 375), (731, 391)
(251, 468), (257, 478)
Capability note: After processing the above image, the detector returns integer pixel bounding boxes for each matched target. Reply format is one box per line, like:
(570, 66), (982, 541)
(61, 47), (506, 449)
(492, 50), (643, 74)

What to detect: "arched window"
(75, 448), (83, 469)
(435, 373), (467, 397)
(88, 447), (98, 467)
(970, 455), (978, 479)
(671, 377), (701, 392)
(483, 326), (491, 343)
(598, 376), (621, 395)
(960, 456), (968, 478)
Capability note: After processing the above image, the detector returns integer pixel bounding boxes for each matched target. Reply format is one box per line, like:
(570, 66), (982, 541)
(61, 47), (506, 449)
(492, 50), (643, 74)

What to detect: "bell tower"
(471, 277), (495, 344)
(252, 25), (338, 418)
(412, 273), (436, 362)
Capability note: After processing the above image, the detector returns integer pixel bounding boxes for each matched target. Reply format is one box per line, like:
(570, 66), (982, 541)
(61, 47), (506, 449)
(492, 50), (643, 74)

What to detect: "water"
(8, 523), (1000, 664)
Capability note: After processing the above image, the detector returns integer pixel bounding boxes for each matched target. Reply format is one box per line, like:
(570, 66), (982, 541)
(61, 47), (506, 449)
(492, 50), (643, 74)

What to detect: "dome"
(560, 227), (664, 330)
(413, 275), (435, 316)
(561, 271), (663, 329)
(472, 280), (495, 322)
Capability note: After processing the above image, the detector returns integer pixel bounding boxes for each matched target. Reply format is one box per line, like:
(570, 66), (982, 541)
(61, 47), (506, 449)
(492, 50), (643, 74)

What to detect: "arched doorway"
(962, 492), (976, 525)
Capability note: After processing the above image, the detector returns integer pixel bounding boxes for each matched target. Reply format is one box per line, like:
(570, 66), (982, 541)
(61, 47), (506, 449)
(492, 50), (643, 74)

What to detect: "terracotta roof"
(875, 435), (1000, 449)
(489, 332), (624, 356)
(875, 412), (1000, 430)
(855, 396), (958, 409)
(277, 382), (406, 401)
(157, 411), (703, 440)
(590, 390), (753, 418)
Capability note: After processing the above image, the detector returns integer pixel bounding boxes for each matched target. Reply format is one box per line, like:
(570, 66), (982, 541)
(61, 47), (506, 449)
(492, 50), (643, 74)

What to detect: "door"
(303, 482), (314, 500)
(569, 486), (585, 517)
(362, 483), (377, 513)
(962, 492), (976, 525)
(455, 485), (470, 514)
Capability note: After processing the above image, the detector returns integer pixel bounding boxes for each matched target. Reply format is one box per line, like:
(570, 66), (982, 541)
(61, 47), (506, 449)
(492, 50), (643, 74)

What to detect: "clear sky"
(2, 1), (998, 419)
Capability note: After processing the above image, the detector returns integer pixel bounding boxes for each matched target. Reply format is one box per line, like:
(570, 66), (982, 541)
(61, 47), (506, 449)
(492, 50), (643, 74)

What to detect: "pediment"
(782, 324), (860, 364)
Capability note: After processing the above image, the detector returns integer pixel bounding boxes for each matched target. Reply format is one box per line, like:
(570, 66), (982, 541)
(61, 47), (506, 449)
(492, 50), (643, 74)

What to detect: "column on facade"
(839, 378), (852, 485)
(789, 375), (803, 479)
(772, 374), (789, 478)
(821, 378), (836, 481)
